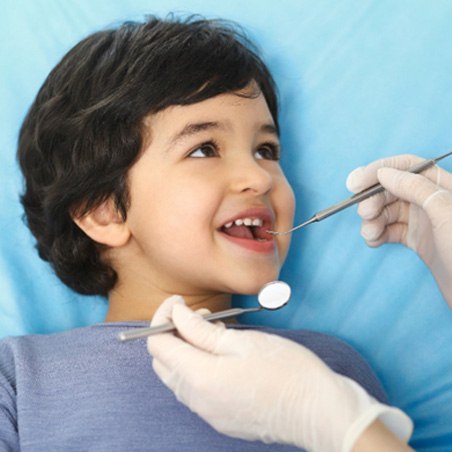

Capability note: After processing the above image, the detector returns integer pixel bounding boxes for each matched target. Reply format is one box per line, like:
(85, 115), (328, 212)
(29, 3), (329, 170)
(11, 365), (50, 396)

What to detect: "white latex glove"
(346, 154), (452, 308)
(148, 296), (412, 452)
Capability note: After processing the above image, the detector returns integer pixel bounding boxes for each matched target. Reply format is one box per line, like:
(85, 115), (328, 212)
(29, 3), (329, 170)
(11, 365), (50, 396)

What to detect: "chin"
(231, 271), (281, 296)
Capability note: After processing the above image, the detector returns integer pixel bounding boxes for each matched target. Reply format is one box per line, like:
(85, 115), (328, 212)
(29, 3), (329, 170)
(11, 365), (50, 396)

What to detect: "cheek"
(276, 176), (296, 224)
(285, 186), (296, 221)
(277, 235), (292, 265)
(274, 179), (296, 263)
(144, 179), (220, 239)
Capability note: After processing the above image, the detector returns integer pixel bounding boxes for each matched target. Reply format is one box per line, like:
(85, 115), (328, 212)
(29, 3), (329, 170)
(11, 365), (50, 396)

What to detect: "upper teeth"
(224, 218), (263, 228)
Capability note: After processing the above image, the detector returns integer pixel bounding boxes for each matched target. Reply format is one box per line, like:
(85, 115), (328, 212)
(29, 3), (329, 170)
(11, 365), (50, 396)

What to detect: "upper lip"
(219, 207), (275, 231)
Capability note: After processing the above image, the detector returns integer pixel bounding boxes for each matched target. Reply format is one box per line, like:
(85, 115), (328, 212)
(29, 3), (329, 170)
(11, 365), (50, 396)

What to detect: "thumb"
(151, 295), (185, 326)
(172, 303), (237, 355)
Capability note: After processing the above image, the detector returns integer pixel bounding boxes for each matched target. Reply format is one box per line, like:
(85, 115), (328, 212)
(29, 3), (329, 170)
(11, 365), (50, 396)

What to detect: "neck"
(105, 284), (232, 322)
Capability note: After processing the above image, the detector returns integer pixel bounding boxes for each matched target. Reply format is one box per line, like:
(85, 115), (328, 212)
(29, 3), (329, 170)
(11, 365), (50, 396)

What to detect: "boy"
(1, 15), (389, 450)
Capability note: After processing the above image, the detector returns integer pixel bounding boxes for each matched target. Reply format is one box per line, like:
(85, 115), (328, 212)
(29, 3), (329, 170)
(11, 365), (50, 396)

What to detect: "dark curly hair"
(17, 14), (279, 296)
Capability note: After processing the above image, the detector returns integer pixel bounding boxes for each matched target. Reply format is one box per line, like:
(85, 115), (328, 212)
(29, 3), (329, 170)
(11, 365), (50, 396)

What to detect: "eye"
(187, 141), (219, 158)
(255, 142), (280, 161)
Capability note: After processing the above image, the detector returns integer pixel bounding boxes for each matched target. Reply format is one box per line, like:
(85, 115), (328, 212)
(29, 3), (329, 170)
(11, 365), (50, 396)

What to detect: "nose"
(229, 154), (273, 195)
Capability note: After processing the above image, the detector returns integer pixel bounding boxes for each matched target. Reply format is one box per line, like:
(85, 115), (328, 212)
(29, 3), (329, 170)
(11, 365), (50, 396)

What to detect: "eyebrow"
(169, 122), (224, 147)
(260, 123), (279, 137)
(168, 121), (279, 148)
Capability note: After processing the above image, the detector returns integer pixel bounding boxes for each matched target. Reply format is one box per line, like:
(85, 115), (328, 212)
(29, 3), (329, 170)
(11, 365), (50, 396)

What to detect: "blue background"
(1, 1), (452, 449)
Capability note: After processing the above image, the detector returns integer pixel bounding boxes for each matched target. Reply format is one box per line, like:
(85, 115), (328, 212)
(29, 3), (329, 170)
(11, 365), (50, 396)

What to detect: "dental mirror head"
(257, 280), (291, 310)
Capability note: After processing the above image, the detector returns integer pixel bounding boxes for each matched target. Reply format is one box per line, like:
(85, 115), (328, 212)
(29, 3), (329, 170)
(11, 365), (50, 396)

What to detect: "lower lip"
(220, 232), (276, 253)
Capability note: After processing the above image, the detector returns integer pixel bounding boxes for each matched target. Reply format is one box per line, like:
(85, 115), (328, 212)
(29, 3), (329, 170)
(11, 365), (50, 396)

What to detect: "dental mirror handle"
(118, 307), (262, 342)
(273, 151), (452, 235)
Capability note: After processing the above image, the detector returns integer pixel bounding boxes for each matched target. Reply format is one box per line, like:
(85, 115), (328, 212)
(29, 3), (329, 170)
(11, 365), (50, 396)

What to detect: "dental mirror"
(257, 280), (291, 310)
(118, 280), (291, 342)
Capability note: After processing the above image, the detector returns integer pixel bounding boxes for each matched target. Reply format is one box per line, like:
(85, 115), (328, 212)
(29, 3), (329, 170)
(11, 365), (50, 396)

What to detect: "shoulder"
(235, 325), (388, 403)
(0, 325), (105, 361)
(0, 324), (143, 383)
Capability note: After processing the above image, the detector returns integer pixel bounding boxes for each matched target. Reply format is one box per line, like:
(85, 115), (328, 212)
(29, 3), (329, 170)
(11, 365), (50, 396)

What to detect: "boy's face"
(123, 87), (295, 297)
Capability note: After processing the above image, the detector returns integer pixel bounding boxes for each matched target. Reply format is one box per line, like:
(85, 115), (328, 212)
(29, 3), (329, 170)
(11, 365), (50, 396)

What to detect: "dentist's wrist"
(351, 420), (413, 452)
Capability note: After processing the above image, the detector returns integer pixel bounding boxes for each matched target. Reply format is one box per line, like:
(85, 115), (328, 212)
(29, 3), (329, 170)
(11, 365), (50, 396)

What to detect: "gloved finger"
(356, 190), (398, 220)
(360, 201), (409, 242)
(148, 298), (228, 370)
(346, 154), (425, 193)
(347, 154), (447, 199)
(148, 301), (223, 362)
(377, 167), (452, 226)
(172, 302), (239, 355)
(194, 308), (226, 327)
(150, 295), (185, 326)
(350, 158), (450, 220)
(147, 295), (196, 363)
(364, 222), (408, 248)
(355, 170), (452, 222)
(148, 295), (191, 363)
(147, 327), (192, 362)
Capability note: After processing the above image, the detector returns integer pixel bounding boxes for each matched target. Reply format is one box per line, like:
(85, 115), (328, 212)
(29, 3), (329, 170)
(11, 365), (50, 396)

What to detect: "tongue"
(223, 225), (254, 239)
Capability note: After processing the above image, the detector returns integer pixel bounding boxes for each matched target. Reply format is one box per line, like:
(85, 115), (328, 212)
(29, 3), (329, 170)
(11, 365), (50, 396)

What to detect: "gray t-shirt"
(0, 323), (387, 451)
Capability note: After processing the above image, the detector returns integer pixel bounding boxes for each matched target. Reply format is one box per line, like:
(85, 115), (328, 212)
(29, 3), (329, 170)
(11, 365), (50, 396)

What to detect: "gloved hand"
(346, 154), (452, 308)
(148, 296), (412, 452)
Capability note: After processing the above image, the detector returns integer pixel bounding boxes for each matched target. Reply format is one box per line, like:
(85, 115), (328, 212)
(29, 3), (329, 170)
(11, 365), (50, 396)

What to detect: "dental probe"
(269, 151), (452, 236)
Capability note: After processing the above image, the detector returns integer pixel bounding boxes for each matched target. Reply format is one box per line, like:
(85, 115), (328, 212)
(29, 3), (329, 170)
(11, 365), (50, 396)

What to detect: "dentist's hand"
(147, 296), (412, 452)
(347, 154), (452, 308)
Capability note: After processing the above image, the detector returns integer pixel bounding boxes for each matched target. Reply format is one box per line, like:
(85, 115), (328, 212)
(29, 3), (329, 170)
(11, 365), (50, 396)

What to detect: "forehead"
(143, 90), (275, 144)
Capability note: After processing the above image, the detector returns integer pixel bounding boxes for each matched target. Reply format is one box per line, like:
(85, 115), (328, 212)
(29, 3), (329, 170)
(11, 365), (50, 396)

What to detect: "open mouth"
(220, 217), (273, 242)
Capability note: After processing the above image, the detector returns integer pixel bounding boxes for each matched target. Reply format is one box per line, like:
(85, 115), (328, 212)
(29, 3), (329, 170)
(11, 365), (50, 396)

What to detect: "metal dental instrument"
(269, 151), (452, 236)
(118, 280), (291, 342)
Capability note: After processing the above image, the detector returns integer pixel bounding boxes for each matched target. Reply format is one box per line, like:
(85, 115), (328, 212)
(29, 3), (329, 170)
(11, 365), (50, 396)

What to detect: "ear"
(73, 200), (130, 247)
